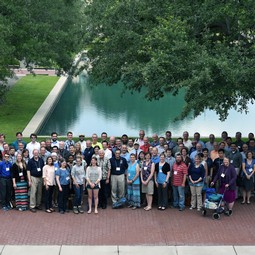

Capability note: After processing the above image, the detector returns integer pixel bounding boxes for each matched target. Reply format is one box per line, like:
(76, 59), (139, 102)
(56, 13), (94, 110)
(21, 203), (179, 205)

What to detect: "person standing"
(172, 154), (188, 211)
(188, 155), (205, 211)
(71, 156), (86, 214)
(98, 150), (111, 209)
(64, 131), (75, 151)
(27, 149), (44, 213)
(56, 159), (71, 214)
(109, 149), (128, 205)
(0, 153), (13, 211)
(155, 153), (170, 210)
(127, 154), (140, 209)
(42, 156), (55, 213)
(11, 153), (29, 211)
(26, 134), (40, 159)
(86, 157), (102, 214)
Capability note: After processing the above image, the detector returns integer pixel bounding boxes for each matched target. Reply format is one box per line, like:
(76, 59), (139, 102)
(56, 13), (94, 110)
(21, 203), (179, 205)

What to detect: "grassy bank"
(0, 75), (59, 141)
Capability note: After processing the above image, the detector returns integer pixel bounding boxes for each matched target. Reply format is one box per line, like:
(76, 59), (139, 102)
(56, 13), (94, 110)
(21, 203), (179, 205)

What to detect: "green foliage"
(84, 0), (255, 120)
(0, 0), (85, 96)
(0, 75), (58, 141)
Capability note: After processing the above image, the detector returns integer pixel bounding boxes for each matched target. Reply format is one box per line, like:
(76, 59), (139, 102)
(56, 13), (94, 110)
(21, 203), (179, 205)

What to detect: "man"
(0, 154), (13, 211)
(182, 131), (192, 150)
(248, 139), (255, 153)
(91, 133), (102, 149)
(98, 150), (111, 209)
(221, 131), (228, 142)
(165, 148), (176, 170)
(102, 140), (112, 159)
(172, 154), (188, 211)
(235, 132), (244, 152)
(69, 145), (76, 160)
(101, 132), (108, 142)
(12, 132), (27, 151)
(140, 137), (150, 153)
(108, 136), (116, 151)
(58, 141), (70, 160)
(205, 134), (215, 152)
(51, 132), (59, 148)
(121, 134), (128, 145)
(224, 137), (232, 153)
(64, 131), (75, 151)
(130, 141), (142, 160)
(45, 138), (52, 153)
(26, 133), (40, 159)
(210, 142), (219, 161)
(165, 131), (176, 149)
(211, 149), (225, 189)
(120, 145), (130, 163)
(156, 137), (166, 154)
(189, 140), (197, 155)
(241, 143), (249, 160)
(190, 143), (203, 162)
(193, 132), (205, 148)
(77, 135), (86, 153)
(150, 134), (159, 147)
(112, 138), (122, 154)
(172, 137), (184, 155)
(39, 146), (51, 163)
(15, 142), (25, 157)
(138, 130), (145, 146)
(127, 138), (134, 152)
(83, 140), (94, 165)
(8, 146), (16, 164)
(27, 149), (44, 213)
(109, 149), (128, 204)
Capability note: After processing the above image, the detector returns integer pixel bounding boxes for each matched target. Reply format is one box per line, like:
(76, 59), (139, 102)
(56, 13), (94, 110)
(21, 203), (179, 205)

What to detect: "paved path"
(0, 245), (254, 255)
(0, 200), (254, 246)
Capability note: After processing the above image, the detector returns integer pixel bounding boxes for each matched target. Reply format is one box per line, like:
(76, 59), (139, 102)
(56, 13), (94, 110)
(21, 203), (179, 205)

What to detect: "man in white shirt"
(26, 133), (40, 158)
(102, 140), (112, 159)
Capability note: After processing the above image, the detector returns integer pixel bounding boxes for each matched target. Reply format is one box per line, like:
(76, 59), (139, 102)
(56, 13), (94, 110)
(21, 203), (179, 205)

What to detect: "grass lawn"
(0, 75), (59, 142)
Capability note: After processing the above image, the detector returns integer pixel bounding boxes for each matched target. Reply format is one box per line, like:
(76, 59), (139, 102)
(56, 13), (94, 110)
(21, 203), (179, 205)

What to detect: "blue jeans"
(73, 184), (83, 207)
(172, 185), (185, 209)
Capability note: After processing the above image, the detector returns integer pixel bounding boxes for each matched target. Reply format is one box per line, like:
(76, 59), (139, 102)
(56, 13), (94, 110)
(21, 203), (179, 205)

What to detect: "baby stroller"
(202, 188), (225, 220)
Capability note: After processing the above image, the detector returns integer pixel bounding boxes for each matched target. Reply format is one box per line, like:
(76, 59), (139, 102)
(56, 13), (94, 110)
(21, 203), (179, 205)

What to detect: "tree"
(84, 0), (255, 120)
(0, 0), (85, 100)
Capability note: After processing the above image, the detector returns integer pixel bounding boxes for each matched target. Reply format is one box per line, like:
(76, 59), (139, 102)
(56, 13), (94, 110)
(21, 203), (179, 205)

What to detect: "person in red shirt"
(172, 154), (188, 211)
(140, 137), (150, 153)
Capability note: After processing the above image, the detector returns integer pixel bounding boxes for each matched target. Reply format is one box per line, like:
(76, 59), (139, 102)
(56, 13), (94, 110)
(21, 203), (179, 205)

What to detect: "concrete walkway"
(0, 246), (254, 255)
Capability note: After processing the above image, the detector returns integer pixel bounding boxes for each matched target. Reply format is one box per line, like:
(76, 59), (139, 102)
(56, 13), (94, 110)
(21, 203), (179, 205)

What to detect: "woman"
(11, 153), (28, 211)
(211, 157), (237, 216)
(127, 153), (140, 209)
(71, 156), (86, 214)
(51, 152), (59, 207)
(181, 147), (192, 168)
(56, 160), (71, 214)
(141, 152), (155, 211)
(75, 143), (82, 156)
(202, 148), (213, 186)
(86, 157), (102, 214)
(154, 153), (170, 210)
(92, 145), (100, 160)
(42, 156), (55, 213)
(188, 155), (205, 211)
(22, 149), (29, 164)
(137, 151), (145, 168)
(241, 151), (255, 204)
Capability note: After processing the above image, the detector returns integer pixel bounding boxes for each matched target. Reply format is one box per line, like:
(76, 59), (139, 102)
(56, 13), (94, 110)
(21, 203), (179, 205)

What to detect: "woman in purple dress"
(211, 157), (237, 216)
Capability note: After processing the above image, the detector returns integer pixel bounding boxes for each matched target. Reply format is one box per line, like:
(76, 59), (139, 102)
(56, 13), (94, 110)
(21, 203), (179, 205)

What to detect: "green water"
(39, 74), (254, 137)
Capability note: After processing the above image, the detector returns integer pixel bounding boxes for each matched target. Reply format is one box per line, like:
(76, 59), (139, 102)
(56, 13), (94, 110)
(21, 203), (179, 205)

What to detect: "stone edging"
(22, 76), (68, 137)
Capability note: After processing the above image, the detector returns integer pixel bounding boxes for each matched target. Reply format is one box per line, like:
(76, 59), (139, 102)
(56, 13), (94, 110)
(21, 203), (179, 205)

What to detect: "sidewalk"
(0, 245), (254, 255)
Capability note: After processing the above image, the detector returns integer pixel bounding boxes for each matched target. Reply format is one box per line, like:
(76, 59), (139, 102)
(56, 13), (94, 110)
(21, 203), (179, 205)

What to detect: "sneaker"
(197, 208), (201, 211)
(59, 211), (65, 214)
(2, 207), (8, 211)
(73, 206), (79, 214)
(132, 206), (137, 210)
(7, 205), (12, 210)
(179, 207), (185, 211)
(18, 208), (23, 211)
(78, 206), (84, 214)
(189, 207), (194, 210)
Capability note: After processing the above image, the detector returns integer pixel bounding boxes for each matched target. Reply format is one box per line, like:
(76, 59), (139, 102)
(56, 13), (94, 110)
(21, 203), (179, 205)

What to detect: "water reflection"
(39, 75), (254, 137)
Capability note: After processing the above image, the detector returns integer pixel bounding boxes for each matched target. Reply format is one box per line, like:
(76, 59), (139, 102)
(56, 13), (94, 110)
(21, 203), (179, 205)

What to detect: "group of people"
(0, 129), (254, 216)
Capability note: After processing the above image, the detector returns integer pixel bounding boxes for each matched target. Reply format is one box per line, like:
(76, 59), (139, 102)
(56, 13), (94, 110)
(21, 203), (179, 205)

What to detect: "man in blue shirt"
(0, 153), (13, 211)
(11, 132), (27, 151)
(110, 149), (128, 205)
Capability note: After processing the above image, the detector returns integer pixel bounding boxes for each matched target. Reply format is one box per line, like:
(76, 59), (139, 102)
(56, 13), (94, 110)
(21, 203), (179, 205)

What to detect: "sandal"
(144, 207), (152, 211)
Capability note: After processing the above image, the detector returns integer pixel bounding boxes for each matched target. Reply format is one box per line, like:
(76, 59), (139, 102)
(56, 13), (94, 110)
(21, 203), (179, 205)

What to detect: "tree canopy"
(84, 0), (255, 120)
(0, 0), (85, 99)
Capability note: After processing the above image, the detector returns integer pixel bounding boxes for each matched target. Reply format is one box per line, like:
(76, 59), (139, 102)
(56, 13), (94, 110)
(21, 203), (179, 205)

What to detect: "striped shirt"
(172, 162), (188, 186)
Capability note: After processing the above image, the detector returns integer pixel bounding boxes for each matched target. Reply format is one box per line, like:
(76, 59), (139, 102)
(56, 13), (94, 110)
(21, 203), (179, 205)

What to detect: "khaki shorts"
(142, 180), (154, 195)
